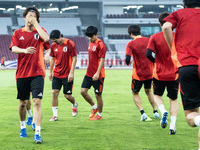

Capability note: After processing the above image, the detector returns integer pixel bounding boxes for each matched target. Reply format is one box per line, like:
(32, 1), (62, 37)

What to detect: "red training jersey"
(147, 32), (178, 81)
(163, 8), (200, 68)
(9, 27), (48, 79)
(126, 37), (153, 81)
(86, 39), (107, 80)
(50, 38), (77, 78)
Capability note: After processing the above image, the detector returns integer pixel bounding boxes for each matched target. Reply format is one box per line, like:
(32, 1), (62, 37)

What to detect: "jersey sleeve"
(147, 35), (156, 53)
(69, 40), (77, 57)
(50, 45), (55, 57)
(40, 27), (49, 41)
(98, 41), (107, 58)
(125, 42), (132, 56)
(163, 11), (179, 29)
(9, 30), (19, 50)
(43, 41), (50, 50)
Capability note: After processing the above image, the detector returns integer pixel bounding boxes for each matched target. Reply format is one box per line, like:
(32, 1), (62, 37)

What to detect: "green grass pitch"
(0, 69), (198, 150)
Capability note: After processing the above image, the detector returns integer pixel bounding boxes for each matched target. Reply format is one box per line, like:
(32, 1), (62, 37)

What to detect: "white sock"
(20, 121), (26, 129)
(170, 116), (177, 126)
(35, 126), (41, 136)
(158, 104), (167, 116)
(72, 102), (77, 108)
(92, 104), (97, 110)
(52, 106), (58, 117)
(98, 112), (102, 117)
(27, 109), (33, 117)
(194, 116), (200, 127)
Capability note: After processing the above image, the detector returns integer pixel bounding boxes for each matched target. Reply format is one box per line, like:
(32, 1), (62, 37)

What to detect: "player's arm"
(146, 48), (155, 63)
(163, 22), (173, 51)
(12, 46), (36, 54)
(28, 16), (49, 42)
(68, 56), (77, 82)
(49, 57), (55, 81)
(44, 48), (50, 66)
(125, 55), (132, 65)
(92, 57), (105, 81)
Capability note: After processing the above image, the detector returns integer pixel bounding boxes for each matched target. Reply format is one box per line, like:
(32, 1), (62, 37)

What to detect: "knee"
(33, 99), (41, 107)
(64, 94), (70, 99)
(186, 114), (196, 127)
(145, 89), (151, 95)
(19, 100), (27, 108)
(80, 90), (86, 96)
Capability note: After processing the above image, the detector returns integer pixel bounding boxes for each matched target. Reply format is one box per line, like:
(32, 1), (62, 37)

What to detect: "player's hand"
(128, 61), (132, 65)
(49, 73), (53, 81)
(44, 54), (50, 66)
(92, 73), (99, 81)
(27, 16), (38, 26)
(25, 47), (36, 54)
(68, 73), (74, 82)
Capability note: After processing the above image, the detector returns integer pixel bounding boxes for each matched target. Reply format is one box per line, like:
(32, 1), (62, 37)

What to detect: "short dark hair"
(23, 6), (40, 23)
(85, 26), (98, 37)
(50, 30), (61, 39)
(128, 25), (141, 36)
(183, 0), (200, 8)
(158, 11), (170, 26)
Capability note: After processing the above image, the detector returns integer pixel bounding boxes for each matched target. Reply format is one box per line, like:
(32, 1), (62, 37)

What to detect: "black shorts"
(81, 75), (104, 94)
(179, 66), (200, 110)
(153, 78), (179, 100)
(132, 79), (152, 92)
(1, 63), (5, 66)
(17, 76), (44, 100)
(52, 76), (73, 95)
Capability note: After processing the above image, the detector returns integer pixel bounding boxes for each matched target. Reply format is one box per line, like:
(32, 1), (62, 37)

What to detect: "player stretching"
(49, 30), (78, 121)
(146, 12), (179, 134)
(81, 26), (107, 121)
(163, 0), (200, 148)
(10, 6), (49, 144)
(125, 24), (159, 121)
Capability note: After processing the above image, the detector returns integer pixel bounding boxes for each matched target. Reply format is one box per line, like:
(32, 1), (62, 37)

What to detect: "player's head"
(23, 6), (40, 23)
(128, 25), (141, 36)
(183, 0), (200, 8)
(159, 11), (170, 26)
(85, 26), (98, 42)
(50, 30), (63, 44)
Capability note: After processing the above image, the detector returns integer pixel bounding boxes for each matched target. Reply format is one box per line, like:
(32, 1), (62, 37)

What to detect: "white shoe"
(49, 116), (58, 121)
(140, 113), (148, 121)
(72, 102), (78, 117)
(154, 112), (159, 119)
(169, 124), (176, 135)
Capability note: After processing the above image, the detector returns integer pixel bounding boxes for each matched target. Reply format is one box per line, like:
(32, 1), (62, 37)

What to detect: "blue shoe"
(31, 122), (35, 131)
(26, 117), (33, 125)
(154, 112), (159, 119)
(140, 113), (148, 121)
(160, 112), (168, 128)
(20, 128), (27, 138)
(34, 134), (43, 144)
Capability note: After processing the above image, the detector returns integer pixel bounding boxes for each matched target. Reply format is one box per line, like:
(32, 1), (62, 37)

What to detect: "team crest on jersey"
(63, 47), (67, 52)
(92, 46), (96, 51)
(34, 33), (39, 40)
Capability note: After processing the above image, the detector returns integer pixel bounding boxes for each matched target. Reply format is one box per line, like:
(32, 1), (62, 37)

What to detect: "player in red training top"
(125, 24), (158, 121)
(0, 56), (5, 70)
(81, 26), (107, 121)
(146, 12), (179, 134)
(48, 30), (78, 121)
(9, 6), (49, 144)
(162, 0), (200, 148)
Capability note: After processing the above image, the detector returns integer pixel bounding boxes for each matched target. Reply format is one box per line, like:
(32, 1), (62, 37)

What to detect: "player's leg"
(49, 77), (62, 121)
(81, 75), (98, 118)
(63, 79), (78, 117)
(167, 80), (179, 134)
(17, 78), (31, 138)
(90, 78), (104, 121)
(26, 99), (33, 126)
(31, 76), (44, 144)
(132, 79), (148, 121)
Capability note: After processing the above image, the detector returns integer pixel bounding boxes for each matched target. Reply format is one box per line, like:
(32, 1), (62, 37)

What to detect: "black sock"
(140, 110), (145, 115)
(153, 110), (158, 113)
